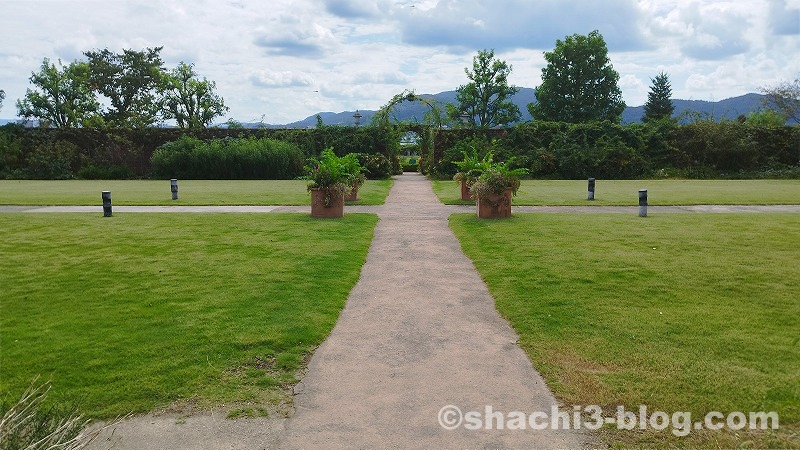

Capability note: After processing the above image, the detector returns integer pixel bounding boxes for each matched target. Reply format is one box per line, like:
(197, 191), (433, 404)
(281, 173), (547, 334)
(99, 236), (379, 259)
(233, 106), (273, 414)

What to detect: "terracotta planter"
(346, 185), (359, 202)
(310, 188), (344, 218)
(460, 179), (472, 201)
(476, 188), (513, 218)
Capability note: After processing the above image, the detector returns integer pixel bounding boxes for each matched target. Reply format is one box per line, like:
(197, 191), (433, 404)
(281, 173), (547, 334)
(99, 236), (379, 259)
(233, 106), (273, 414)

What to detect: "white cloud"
(250, 70), (315, 88)
(0, 0), (797, 123)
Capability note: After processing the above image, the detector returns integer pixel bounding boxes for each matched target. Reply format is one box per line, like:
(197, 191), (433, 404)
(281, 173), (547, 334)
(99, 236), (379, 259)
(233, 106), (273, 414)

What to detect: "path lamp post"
(639, 189), (648, 217)
(101, 191), (112, 217)
(353, 110), (362, 127)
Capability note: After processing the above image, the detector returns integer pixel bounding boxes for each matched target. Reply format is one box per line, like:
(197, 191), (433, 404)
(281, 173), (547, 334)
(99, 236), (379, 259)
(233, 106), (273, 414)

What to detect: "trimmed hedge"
(150, 136), (305, 179)
(0, 125), (402, 179)
(429, 121), (800, 179)
(1, 122), (797, 180)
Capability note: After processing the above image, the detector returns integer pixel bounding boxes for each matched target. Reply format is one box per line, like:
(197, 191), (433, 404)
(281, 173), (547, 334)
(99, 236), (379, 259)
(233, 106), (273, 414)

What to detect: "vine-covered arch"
(372, 90), (445, 129)
(372, 90), (447, 174)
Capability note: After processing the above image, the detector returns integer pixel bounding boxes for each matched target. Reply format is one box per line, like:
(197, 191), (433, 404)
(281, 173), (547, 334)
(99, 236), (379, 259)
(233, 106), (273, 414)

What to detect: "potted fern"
(304, 148), (351, 218)
(453, 147), (493, 201)
(342, 153), (367, 202)
(470, 160), (528, 218)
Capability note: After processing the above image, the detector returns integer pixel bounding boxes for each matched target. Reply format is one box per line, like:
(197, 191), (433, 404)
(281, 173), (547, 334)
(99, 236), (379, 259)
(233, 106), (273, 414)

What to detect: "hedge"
(1, 121), (797, 180)
(429, 121), (800, 179)
(149, 136), (305, 179)
(0, 125), (403, 179)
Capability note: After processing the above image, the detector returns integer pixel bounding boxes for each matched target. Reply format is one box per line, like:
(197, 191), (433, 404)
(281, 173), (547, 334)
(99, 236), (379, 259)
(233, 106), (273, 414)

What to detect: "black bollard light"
(171, 178), (178, 200)
(102, 191), (112, 217)
(588, 178), (596, 201)
(639, 189), (648, 217)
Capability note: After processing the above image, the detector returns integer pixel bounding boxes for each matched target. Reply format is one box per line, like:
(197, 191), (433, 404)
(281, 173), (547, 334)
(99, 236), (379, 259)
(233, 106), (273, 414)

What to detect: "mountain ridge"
(274, 90), (774, 128)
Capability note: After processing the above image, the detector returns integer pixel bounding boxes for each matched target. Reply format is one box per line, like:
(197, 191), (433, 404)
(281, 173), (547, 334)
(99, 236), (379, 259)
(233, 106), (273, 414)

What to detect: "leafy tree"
(529, 30), (625, 123)
(161, 62), (228, 128)
(745, 109), (789, 126)
(84, 47), (165, 127)
(642, 71), (674, 122)
(16, 58), (100, 128)
(452, 49), (520, 128)
(759, 76), (799, 124)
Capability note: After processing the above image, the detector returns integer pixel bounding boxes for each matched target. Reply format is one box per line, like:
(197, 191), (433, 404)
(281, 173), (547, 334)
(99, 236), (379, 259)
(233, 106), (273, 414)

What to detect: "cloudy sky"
(1, 0), (798, 124)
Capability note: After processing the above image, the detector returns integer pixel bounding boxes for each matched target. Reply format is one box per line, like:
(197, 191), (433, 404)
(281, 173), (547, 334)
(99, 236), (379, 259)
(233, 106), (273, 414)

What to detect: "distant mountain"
(621, 93), (770, 124)
(0, 91), (782, 129)
(268, 90), (776, 128)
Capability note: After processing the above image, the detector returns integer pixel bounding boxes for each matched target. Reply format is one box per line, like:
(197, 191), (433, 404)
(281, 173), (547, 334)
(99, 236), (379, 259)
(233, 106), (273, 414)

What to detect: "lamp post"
(353, 110), (362, 127)
(460, 111), (471, 126)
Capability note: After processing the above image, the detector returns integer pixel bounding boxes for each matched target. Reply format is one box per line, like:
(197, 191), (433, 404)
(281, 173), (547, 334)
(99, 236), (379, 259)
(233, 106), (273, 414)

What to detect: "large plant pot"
(460, 179), (472, 201)
(476, 188), (513, 219)
(310, 188), (344, 218)
(346, 185), (359, 202)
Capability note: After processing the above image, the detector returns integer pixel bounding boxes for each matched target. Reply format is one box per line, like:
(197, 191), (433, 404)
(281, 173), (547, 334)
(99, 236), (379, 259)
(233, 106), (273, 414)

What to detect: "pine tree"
(642, 72), (674, 123)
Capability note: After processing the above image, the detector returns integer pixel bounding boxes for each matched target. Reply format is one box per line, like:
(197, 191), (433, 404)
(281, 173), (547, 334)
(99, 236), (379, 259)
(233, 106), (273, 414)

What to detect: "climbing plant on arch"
(372, 90), (449, 174)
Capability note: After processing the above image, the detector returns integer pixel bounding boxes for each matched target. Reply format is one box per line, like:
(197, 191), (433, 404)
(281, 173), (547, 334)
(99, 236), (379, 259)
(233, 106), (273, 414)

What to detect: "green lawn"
(433, 179), (800, 205)
(450, 213), (799, 448)
(0, 213), (378, 419)
(0, 179), (393, 206)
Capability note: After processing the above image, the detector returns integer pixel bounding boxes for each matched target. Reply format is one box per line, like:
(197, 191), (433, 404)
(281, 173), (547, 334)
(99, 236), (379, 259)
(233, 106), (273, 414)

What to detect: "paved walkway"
(274, 173), (591, 449)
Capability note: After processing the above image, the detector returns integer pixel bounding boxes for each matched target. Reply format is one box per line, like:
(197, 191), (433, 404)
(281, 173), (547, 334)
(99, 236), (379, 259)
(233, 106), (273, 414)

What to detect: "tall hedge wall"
(0, 125), (401, 179)
(1, 122), (797, 179)
(430, 121), (800, 179)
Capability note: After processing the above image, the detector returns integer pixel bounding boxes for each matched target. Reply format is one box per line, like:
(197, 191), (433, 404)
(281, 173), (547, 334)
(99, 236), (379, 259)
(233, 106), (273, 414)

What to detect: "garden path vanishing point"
(85, 172), (594, 450)
(273, 172), (592, 449)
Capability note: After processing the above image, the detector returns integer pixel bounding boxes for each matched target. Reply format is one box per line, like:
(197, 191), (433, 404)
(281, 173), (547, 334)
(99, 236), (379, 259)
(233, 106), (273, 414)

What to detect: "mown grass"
(0, 179), (393, 206)
(450, 213), (800, 448)
(0, 213), (378, 419)
(433, 179), (800, 205)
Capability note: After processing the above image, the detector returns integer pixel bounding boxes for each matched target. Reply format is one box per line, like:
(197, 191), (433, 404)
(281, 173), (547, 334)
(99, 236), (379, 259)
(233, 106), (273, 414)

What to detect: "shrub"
(355, 153), (393, 179)
(150, 136), (304, 179)
(26, 140), (78, 180)
(78, 164), (135, 179)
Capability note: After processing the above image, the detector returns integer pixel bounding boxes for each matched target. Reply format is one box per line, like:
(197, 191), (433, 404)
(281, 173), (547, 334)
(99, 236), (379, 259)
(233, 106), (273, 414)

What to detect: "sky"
(1, 0), (798, 124)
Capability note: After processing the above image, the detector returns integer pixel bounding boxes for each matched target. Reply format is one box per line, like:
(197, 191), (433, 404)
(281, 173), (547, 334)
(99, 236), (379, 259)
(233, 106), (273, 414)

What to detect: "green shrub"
(150, 136), (304, 179)
(26, 140), (78, 180)
(77, 164), (135, 180)
(355, 153), (393, 179)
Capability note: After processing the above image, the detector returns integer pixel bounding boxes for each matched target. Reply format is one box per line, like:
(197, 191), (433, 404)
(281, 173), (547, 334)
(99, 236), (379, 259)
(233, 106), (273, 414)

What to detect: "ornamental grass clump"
(0, 377), (125, 450)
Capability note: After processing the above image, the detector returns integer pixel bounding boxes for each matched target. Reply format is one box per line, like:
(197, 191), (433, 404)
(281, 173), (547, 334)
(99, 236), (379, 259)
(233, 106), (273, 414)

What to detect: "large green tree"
(642, 71), (674, 122)
(760, 76), (799, 124)
(16, 58), (100, 128)
(161, 62), (228, 128)
(529, 30), (625, 123)
(452, 49), (520, 128)
(84, 47), (165, 127)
